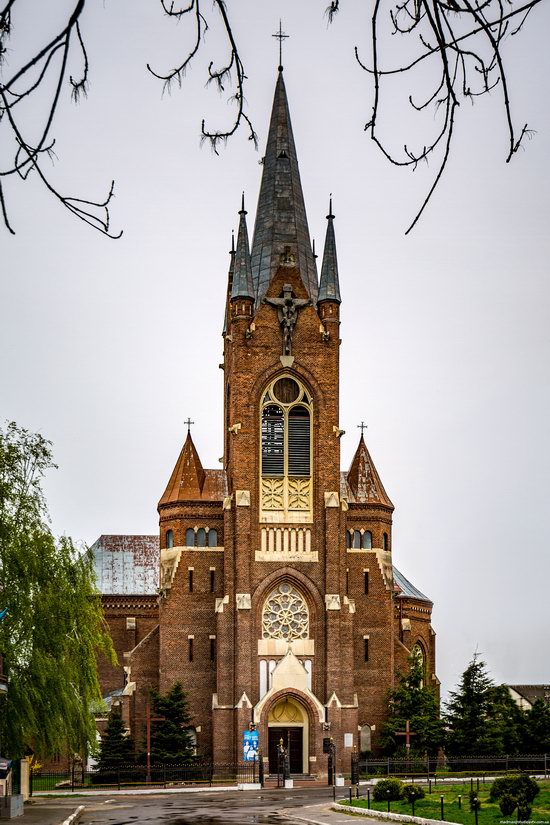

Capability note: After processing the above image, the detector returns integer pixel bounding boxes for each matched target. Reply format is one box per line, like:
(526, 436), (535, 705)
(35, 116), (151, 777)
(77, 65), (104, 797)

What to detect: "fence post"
(29, 767), (33, 798)
(253, 755), (256, 785)
(387, 756), (390, 776)
(164, 765), (166, 789)
(117, 768), (120, 791)
(545, 754), (547, 780)
(71, 763), (75, 793)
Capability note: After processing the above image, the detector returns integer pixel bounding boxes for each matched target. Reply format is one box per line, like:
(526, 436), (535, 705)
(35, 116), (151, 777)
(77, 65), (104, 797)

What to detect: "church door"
(268, 727), (303, 774)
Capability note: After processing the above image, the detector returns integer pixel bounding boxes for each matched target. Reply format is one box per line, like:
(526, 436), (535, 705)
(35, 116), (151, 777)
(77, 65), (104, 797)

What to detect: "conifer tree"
(381, 652), (445, 756)
(97, 708), (135, 770)
(149, 682), (195, 764)
(445, 655), (517, 755)
(524, 698), (550, 753)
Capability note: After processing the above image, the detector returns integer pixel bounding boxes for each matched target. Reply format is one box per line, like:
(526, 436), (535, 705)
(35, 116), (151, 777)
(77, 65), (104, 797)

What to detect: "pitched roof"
(508, 685), (550, 704)
(159, 431), (206, 504)
(393, 567), (432, 603)
(345, 435), (393, 507)
(250, 70), (318, 304)
(318, 199), (341, 304)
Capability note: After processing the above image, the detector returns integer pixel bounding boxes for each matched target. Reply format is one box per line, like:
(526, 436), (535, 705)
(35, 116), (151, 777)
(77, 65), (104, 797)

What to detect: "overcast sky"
(2, 0), (549, 701)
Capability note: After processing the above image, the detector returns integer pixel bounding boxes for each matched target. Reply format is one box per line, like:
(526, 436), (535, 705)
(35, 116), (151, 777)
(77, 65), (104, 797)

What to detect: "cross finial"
(272, 20), (289, 71)
(358, 421), (367, 436)
(184, 417), (194, 434)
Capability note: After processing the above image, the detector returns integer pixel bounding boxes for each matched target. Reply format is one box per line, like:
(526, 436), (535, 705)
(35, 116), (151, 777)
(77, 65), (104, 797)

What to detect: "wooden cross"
(358, 421), (368, 436)
(272, 21), (289, 69)
(184, 417), (194, 434)
(395, 720), (417, 751)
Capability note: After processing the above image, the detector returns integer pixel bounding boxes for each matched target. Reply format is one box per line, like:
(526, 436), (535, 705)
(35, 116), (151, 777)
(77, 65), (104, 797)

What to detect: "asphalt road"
(78, 787), (376, 825)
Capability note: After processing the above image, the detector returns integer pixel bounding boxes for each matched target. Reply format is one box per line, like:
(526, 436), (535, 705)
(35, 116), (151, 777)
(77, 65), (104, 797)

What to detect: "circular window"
(262, 583), (309, 640)
(272, 377), (300, 405)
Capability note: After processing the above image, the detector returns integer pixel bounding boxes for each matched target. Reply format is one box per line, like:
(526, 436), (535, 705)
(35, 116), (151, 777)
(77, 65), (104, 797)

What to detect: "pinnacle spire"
(318, 195), (341, 304)
(159, 430), (206, 505)
(250, 71), (318, 304)
(222, 230), (236, 335)
(346, 434), (393, 507)
(231, 193), (255, 301)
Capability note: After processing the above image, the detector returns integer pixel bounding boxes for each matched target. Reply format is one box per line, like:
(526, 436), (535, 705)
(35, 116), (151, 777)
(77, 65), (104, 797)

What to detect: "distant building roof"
(508, 685), (550, 706)
(91, 535), (159, 595)
(393, 567), (431, 603)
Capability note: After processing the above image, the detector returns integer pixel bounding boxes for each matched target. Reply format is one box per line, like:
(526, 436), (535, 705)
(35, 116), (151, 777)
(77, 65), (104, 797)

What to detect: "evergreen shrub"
(373, 778), (404, 801)
(402, 783), (425, 802)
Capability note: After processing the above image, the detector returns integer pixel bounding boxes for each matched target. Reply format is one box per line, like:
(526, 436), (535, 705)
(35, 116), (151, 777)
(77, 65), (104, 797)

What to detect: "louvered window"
(288, 406), (310, 476)
(262, 405), (284, 476)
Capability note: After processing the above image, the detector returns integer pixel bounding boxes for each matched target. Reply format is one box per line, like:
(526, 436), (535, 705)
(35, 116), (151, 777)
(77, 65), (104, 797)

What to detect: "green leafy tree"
(523, 698), (550, 753)
(96, 708), (135, 770)
(445, 655), (524, 755)
(0, 421), (115, 758)
(381, 652), (445, 756)
(149, 682), (195, 764)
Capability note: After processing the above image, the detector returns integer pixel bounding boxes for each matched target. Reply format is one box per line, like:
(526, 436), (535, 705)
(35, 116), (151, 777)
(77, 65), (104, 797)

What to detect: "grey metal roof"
(318, 203), (341, 304)
(91, 535), (159, 595)
(250, 70), (318, 304)
(393, 566), (431, 602)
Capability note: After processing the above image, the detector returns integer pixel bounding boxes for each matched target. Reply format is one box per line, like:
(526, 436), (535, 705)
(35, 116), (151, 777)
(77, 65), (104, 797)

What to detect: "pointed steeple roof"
(231, 195), (254, 301)
(250, 70), (318, 304)
(318, 197), (341, 304)
(159, 431), (206, 505)
(222, 231), (235, 335)
(346, 435), (393, 507)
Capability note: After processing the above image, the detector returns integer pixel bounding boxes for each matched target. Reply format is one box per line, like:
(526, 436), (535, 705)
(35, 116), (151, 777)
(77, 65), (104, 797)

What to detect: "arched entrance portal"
(267, 696), (308, 775)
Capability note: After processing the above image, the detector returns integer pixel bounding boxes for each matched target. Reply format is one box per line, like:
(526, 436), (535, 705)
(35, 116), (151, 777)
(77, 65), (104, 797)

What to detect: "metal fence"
(31, 761), (260, 794)
(359, 754), (549, 778)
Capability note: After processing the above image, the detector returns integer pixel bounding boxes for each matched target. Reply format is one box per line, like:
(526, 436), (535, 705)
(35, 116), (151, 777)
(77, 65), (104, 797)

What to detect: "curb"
(332, 802), (461, 825)
(60, 806), (85, 825)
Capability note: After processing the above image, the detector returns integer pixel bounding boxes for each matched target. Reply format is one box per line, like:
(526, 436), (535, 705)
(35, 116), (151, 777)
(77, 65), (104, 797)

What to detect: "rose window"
(262, 583), (309, 641)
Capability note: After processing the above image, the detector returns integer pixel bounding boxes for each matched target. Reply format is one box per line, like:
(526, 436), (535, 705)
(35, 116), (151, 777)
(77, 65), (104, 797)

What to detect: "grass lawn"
(345, 779), (550, 825)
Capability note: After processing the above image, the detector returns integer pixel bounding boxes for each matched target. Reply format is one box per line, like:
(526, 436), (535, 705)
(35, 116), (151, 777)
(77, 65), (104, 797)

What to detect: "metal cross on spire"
(272, 20), (289, 70)
(184, 417), (195, 434)
(358, 421), (368, 436)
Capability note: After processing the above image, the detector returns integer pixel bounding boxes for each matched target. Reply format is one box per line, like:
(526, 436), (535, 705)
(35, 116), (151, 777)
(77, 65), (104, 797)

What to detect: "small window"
(197, 528), (207, 547)
(188, 570), (194, 592)
(346, 530), (352, 549)
(166, 529), (174, 549)
(383, 532), (389, 551)
(362, 531), (372, 549)
(210, 570), (216, 593)
(208, 529), (218, 548)
(353, 530), (361, 549)
(210, 638), (216, 662)
(364, 638), (369, 662)
(364, 572), (369, 595)
(188, 638), (193, 661)
(186, 528), (195, 547)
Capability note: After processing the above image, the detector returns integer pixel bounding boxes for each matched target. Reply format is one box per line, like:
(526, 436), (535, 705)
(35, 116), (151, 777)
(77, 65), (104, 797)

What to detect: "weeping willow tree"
(0, 421), (115, 758)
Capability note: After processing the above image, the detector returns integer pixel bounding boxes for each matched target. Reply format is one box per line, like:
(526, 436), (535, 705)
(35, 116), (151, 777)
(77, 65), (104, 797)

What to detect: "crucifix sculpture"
(272, 21), (289, 69)
(358, 421), (368, 436)
(264, 284), (310, 356)
(184, 417), (194, 434)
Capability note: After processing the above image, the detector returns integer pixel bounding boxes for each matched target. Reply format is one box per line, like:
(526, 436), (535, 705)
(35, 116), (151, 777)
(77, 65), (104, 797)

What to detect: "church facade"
(94, 69), (438, 775)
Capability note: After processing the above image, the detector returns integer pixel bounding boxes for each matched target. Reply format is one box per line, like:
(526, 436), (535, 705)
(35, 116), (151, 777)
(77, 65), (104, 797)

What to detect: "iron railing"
(359, 754), (549, 778)
(31, 760), (260, 794)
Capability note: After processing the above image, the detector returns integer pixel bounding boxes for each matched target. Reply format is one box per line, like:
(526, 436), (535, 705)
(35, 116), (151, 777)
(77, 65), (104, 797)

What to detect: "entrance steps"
(263, 774), (322, 788)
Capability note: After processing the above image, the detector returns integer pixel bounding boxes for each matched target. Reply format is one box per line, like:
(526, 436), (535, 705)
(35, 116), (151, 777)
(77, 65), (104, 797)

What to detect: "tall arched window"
(383, 532), (389, 551)
(353, 530), (361, 549)
(261, 376), (313, 519)
(208, 529), (218, 547)
(412, 643), (426, 687)
(346, 530), (352, 549)
(185, 528), (195, 547)
(362, 531), (372, 549)
(166, 529), (174, 549)
(197, 528), (207, 547)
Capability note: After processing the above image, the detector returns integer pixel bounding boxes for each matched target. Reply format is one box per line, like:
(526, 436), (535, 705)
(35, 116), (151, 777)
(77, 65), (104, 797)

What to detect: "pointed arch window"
(261, 376), (313, 520)
(362, 531), (372, 549)
(166, 529), (174, 549)
(185, 528), (195, 547)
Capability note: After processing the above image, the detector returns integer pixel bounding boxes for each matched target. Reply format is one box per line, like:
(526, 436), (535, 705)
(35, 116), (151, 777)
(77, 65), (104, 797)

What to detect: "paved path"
(12, 796), (84, 825)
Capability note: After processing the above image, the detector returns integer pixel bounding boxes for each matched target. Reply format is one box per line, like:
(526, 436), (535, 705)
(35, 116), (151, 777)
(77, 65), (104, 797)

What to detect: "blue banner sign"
(243, 729), (259, 761)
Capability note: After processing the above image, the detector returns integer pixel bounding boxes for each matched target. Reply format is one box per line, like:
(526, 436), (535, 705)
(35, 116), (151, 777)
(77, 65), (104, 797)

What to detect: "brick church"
(93, 68), (438, 775)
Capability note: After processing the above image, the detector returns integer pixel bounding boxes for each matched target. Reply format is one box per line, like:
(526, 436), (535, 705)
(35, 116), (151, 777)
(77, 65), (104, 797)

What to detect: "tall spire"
(231, 194), (254, 301)
(250, 71), (318, 304)
(318, 196), (341, 304)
